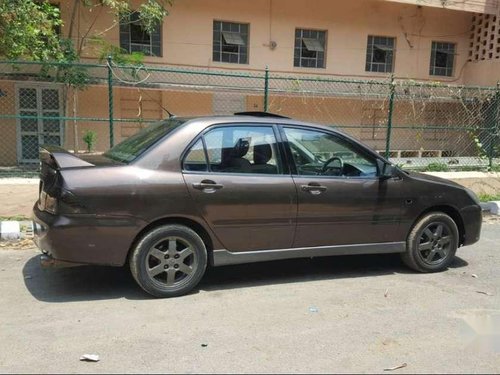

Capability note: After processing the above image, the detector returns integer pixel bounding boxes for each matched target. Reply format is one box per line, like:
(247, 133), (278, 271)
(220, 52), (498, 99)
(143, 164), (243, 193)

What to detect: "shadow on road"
(22, 253), (468, 303)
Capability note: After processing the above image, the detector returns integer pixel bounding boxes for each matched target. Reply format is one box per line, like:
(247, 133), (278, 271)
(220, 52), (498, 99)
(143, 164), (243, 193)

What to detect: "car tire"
(129, 224), (208, 298)
(401, 212), (459, 273)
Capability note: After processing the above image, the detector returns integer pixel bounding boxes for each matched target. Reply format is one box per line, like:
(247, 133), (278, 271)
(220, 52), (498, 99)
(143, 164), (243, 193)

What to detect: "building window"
(430, 42), (455, 77)
(294, 29), (326, 68)
(213, 21), (249, 64)
(366, 36), (395, 73)
(119, 12), (162, 57)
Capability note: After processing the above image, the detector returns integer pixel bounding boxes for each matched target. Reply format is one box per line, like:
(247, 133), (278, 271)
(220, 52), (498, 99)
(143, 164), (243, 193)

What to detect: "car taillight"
(38, 191), (58, 214)
(45, 195), (58, 214)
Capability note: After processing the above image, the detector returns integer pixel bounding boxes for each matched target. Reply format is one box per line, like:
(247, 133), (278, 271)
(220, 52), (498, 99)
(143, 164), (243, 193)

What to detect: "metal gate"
(16, 85), (63, 163)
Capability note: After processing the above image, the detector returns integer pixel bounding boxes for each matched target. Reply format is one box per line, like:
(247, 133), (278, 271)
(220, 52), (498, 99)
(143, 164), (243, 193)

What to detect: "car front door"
(182, 124), (297, 252)
(282, 126), (403, 248)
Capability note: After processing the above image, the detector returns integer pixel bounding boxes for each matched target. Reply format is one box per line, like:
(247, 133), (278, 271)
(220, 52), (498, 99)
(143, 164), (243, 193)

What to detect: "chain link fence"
(0, 59), (498, 177)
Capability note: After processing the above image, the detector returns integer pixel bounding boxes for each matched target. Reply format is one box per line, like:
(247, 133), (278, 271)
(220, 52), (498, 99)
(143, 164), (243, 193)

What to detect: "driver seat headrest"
(231, 138), (250, 158)
(253, 143), (272, 165)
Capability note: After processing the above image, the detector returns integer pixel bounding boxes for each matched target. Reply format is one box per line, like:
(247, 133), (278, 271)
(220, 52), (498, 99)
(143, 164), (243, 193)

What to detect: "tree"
(0, 0), (63, 61)
(0, 0), (174, 62)
(63, 1), (174, 151)
(70, 0), (173, 62)
(0, 0), (173, 152)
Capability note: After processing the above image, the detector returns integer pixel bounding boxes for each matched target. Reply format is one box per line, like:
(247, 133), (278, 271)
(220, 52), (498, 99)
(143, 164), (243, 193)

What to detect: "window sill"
(292, 66), (327, 70)
(212, 60), (250, 66)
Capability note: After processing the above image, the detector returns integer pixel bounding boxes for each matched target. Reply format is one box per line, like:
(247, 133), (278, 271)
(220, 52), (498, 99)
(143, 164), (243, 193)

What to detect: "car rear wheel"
(401, 212), (459, 273)
(129, 224), (207, 298)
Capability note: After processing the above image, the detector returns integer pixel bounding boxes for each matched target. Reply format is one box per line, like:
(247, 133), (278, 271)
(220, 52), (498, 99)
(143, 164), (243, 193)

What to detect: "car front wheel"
(401, 212), (459, 273)
(130, 224), (208, 298)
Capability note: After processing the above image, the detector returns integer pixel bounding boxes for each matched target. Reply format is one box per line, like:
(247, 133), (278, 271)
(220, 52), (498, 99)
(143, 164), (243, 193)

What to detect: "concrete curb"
(0, 221), (33, 241)
(481, 201), (500, 215)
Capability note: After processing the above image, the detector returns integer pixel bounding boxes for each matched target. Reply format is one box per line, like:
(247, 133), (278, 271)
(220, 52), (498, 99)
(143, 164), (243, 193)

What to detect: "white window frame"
(15, 84), (63, 163)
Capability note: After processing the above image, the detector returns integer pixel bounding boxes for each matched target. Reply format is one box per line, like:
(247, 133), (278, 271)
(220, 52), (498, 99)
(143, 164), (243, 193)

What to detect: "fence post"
(263, 66), (269, 112)
(488, 82), (500, 169)
(107, 55), (114, 148)
(385, 75), (396, 159)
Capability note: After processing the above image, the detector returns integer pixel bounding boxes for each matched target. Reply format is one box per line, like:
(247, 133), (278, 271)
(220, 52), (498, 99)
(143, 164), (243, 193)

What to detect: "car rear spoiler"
(40, 145), (95, 170)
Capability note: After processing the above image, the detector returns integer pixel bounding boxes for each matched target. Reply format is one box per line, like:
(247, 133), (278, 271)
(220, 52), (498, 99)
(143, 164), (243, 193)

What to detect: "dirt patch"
(0, 239), (35, 250)
(483, 212), (500, 225)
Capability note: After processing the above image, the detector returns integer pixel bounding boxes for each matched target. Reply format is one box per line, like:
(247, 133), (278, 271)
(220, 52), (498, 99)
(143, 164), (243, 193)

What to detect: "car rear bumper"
(33, 205), (145, 267)
(460, 204), (482, 246)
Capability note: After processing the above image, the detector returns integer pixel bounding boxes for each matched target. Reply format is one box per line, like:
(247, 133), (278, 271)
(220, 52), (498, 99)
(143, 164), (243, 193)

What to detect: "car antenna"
(140, 89), (175, 118)
(161, 105), (175, 118)
(165, 108), (175, 118)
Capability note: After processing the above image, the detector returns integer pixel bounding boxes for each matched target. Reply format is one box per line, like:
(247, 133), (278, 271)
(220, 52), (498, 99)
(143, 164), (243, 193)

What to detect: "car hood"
(405, 171), (464, 189)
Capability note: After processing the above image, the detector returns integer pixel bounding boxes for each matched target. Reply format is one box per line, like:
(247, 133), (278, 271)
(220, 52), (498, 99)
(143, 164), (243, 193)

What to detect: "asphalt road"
(0, 224), (499, 374)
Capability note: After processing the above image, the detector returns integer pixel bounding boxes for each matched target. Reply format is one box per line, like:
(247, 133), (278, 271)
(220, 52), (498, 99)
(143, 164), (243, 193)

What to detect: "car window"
(104, 118), (186, 163)
(284, 127), (377, 177)
(183, 139), (208, 172)
(202, 126), (281, 174)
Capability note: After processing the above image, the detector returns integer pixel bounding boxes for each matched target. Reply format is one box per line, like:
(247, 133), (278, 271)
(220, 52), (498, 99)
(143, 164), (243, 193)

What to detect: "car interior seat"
(222, 138), (252, 173)
(251, 142), (277, 174)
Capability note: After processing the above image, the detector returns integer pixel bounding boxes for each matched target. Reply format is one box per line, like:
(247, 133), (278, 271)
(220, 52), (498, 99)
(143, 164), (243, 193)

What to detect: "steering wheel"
(321, 156), (344, 175)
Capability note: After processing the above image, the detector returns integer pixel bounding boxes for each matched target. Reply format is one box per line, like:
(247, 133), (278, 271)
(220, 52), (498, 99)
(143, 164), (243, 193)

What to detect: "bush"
(490, 164), (500, 172)
(424, 162), (449, 172)
(477, 193), (500, 202)
(82, 130), (97, 152)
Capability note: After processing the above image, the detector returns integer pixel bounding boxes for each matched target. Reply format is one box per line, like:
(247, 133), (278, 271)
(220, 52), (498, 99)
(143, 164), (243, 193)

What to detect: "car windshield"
(103, 118), (186, 163)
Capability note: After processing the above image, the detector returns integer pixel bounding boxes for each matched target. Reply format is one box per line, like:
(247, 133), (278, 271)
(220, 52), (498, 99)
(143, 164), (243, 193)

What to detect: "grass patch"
(423, 162), (450, 172)
(0, 215), (31, 222)
(478, 193), (500, 202)
(490, 164), (500, 172)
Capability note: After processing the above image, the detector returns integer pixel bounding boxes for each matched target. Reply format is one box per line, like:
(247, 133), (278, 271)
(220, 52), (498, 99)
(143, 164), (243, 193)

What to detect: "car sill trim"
(212, 241), (406, 266)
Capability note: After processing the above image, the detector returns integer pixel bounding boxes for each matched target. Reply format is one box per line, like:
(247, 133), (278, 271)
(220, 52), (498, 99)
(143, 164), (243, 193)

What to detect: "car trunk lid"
(38, 146), (96, 211)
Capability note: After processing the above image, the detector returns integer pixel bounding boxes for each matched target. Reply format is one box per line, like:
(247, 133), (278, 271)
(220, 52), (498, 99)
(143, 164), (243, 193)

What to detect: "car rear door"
(281, 126), (403, 248)
(182, 124), (297, 252)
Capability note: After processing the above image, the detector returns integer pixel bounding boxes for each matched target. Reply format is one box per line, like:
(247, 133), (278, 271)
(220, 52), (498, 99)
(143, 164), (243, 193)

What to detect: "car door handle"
(301, 183), (327, 194)
(192, 180), (224, 191)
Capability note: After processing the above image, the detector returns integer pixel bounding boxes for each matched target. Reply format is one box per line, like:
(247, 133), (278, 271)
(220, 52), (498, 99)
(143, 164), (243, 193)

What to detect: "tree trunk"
(72, 88), (79, 153)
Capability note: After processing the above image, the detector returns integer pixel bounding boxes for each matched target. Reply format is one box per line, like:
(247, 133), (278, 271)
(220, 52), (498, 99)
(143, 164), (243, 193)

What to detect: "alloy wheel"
(145, 237), (197, 287)
(417, 222), (453, 266)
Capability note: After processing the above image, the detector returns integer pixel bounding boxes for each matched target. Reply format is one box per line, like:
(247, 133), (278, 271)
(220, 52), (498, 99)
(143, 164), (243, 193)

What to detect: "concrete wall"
(464, 60), (500, 86)
(66, 86), (215, 152)
(61, 0), (473, 83)
(386, 0), (499, 14)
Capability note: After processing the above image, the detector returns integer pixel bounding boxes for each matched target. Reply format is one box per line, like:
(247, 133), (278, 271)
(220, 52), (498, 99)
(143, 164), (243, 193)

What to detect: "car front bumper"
(460, 204), (482, 246)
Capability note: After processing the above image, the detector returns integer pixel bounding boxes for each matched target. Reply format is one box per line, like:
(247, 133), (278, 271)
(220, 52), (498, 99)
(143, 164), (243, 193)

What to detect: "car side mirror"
(377, 160), (395, 179)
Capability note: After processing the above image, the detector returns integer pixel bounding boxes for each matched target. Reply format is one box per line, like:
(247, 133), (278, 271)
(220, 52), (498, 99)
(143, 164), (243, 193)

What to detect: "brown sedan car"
(33, 112), (482, 297)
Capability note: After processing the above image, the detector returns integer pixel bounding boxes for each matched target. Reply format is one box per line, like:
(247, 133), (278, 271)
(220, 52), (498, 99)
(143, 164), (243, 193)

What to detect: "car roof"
(180, 114), (345, 134)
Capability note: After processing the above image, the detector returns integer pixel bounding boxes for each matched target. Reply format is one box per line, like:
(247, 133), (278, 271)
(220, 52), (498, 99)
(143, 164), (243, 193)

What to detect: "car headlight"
(465, 188), (480, 205)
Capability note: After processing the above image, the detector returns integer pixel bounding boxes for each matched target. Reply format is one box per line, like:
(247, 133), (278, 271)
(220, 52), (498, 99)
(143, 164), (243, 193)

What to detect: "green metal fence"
(0, 59), (498, 177)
